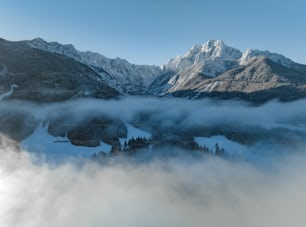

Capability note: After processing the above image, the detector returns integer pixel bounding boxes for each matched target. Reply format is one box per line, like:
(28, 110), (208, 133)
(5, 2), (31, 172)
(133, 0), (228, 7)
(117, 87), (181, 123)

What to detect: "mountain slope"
(0, 38), (119, 102)
(168, 57), (306, 102)
(26, 38), (163, 94)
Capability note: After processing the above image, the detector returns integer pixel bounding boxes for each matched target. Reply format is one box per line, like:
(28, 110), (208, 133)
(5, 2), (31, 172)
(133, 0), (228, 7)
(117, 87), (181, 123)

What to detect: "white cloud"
(1, 97), (306, 227)
(1, 146), (306, 227)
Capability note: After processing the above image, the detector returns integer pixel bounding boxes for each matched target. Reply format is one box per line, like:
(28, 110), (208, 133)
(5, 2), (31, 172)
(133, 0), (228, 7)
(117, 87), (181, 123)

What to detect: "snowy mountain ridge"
(25, 37), (304, 99)
(165, 40), (296, 77)
(152, 46), (306, 103)
(239, 48), (295, 68)
(27, 38), (163, 94)
(27, 38), (298, 79)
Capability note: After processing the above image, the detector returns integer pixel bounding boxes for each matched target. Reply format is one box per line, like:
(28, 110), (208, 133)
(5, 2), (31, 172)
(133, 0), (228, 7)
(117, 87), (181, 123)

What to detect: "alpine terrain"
(1, 37), (306, 158)
(21, 38), (306, 102)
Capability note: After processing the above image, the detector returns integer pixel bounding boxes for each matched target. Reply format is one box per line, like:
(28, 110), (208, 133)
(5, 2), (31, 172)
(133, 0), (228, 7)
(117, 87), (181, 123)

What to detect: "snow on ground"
(0, 84), (18, 100)
(119, 124), (152, 148)
(20, 124), (112, 159)
(209, 81), (221, 92)
(194, 135), (247, 155)
(203, 81), (221, 92)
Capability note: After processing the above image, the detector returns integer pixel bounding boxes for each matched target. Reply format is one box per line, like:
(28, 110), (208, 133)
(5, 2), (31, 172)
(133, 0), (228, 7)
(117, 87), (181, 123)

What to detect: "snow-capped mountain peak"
(147, 40), (305, 98)
(201, 40), (224, 52)
(200, 39), (242, 60)
(165, 40), (242, 77)
(164, 40), (299, 79)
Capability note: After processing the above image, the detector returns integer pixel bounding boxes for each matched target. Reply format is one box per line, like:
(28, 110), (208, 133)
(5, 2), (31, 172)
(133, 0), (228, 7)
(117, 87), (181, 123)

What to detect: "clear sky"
(1, 0), (305, 65)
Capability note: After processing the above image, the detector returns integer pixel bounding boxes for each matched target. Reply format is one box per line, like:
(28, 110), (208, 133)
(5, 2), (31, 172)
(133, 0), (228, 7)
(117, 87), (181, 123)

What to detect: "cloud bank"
(1, 97), (306, 227)
(1, 96), (306, 131)
(1, 146), (306, 227)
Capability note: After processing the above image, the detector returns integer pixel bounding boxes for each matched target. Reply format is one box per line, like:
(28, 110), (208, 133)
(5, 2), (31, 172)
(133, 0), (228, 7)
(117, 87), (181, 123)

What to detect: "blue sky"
(1, 0), (305, 65)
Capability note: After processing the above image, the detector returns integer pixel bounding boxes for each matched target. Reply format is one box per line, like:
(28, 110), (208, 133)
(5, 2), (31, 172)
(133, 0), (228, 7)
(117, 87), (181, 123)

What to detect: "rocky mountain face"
(26, 38), (163, 94)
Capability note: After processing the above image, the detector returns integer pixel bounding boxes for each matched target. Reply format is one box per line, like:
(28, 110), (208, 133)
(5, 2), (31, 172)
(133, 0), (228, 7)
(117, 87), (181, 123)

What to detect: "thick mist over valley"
(1, 97), (306, 153)
(1, 97), (306, 227)
(1, 144), (306, 227)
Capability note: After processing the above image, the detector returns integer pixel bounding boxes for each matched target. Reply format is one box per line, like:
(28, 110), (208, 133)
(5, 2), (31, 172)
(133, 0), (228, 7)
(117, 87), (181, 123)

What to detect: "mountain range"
(1, 37), (306, 103)
(1, 37), (306, 155)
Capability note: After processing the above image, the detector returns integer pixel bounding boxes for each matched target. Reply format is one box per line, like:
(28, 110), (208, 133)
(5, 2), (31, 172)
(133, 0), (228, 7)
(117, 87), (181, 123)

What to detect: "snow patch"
(194, 135), (247, 155)
(209, 81), (220, 92)
(20, 124), (112, 159)
(202, 81), (221, 92)
(119, 124), (151, 148)
(0, 65), (9, 78)
(0, 85), (18, 101)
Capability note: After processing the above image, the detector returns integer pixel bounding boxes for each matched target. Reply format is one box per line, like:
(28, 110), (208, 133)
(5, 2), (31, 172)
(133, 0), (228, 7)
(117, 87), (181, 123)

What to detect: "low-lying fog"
(1, 148), (306, 227)
(1, 97), (306, 226)
(2, 96), (306, 130)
